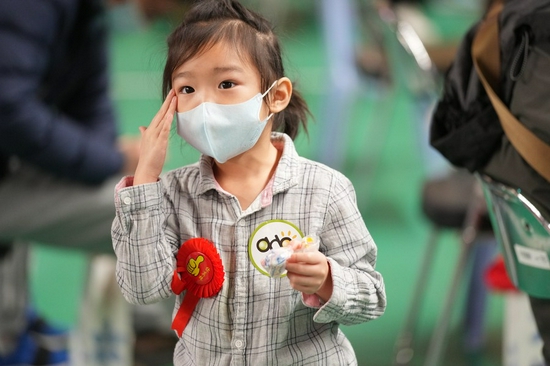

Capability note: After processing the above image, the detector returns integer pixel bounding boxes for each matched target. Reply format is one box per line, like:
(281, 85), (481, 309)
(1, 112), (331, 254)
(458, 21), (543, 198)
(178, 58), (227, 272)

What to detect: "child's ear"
(267, 77), (292, 113)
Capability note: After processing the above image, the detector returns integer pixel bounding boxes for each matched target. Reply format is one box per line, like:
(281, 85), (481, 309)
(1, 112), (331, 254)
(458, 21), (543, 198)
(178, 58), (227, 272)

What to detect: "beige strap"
(472, 1), (550, 182)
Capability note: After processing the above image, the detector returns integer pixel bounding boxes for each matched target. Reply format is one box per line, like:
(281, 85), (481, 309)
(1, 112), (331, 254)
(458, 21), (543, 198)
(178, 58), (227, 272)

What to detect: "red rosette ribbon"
(171, 238), (224, 337)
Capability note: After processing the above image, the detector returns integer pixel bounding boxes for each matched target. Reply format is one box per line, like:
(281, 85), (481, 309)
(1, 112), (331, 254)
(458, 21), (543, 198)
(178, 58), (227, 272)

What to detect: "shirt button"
(123, 197), (132, 205)
(234, 340), (243, 349)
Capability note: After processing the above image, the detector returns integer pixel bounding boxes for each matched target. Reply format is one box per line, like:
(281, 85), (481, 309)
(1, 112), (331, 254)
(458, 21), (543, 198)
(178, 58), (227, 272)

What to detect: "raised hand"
(134, 90), (177, 185)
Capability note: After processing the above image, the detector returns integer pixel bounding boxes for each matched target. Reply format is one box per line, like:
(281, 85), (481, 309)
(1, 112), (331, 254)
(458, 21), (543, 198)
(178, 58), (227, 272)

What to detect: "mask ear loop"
(261, 80), (279, 121)
(261, 80), (279, 98)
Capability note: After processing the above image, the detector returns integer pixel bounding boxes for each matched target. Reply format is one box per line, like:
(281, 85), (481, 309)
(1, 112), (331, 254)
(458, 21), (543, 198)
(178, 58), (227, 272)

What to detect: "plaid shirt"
(112, 133), (386, 366)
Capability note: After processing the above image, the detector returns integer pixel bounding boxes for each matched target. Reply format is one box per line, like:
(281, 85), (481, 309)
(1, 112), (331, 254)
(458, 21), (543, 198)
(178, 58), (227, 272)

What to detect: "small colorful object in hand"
(262, 235), (319, 277)
(263, 247), (294, 277)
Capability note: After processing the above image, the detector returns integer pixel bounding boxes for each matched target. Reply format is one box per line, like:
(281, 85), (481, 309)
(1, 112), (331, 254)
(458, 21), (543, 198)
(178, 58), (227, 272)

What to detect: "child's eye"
(219, 81), (235, 89)
(180, 86), (195, 94)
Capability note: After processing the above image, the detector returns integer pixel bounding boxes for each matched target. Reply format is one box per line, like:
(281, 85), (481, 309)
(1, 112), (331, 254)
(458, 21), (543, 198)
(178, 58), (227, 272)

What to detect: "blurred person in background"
(0, 0), (188, 364)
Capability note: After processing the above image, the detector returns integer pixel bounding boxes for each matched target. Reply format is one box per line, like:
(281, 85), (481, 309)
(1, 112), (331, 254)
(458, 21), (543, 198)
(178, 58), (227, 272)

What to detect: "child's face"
(172, 41), (269, 119)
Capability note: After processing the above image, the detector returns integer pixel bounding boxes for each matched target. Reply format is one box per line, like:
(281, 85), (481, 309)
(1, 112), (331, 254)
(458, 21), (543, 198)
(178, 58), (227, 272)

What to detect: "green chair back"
(479, 174), (550, 299)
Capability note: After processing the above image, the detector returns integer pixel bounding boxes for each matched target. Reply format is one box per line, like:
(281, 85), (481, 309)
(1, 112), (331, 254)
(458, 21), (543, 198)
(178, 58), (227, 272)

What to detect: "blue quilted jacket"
(0, 0), (123, 184)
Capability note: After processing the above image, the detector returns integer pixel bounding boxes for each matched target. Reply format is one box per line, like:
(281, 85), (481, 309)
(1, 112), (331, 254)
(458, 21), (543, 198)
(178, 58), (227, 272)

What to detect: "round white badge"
(248, 220), (303, 276)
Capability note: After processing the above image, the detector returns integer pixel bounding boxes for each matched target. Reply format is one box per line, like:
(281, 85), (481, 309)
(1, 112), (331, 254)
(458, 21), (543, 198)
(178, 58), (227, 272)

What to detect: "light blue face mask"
(176, 81), (277, 163)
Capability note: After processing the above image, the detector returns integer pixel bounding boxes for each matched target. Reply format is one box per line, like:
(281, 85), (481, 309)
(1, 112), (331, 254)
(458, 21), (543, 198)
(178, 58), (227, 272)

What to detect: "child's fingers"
(286, 252), (328, 278)
(145, 94), (176, 141)
(165, 96), (177, 124)
(286, 262), (317, 275)
(286, 252), (316, 264)
(158, 97), (176, 138)
(151, 90), (176, 128)
(286, 271), (323, 295)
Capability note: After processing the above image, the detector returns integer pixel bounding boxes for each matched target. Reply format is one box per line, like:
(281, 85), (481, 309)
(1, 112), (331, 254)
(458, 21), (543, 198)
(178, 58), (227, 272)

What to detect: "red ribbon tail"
(171, 270), (186, 295)
(171, 292), (200, 337)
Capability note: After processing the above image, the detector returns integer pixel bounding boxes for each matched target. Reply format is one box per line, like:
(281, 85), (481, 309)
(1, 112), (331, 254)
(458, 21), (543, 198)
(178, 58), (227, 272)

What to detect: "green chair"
(478, 174), (550, 299)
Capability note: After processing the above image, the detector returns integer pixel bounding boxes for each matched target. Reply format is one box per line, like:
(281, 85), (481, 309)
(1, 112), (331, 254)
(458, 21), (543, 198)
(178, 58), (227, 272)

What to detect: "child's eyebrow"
(173, 65), (245, 80)
(213, 66), (245, 74)
(173, 71), (191, 80)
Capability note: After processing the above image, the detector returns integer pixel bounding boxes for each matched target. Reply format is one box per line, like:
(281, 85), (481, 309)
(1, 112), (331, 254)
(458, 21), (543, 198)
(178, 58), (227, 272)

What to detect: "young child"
(111, 0), (386, 364)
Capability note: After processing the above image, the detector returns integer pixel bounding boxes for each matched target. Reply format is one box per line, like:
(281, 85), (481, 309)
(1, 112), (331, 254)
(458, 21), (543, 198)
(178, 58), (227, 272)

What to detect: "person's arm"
(111, 176), (180, 305)
(305, 175), (387, 325)
(111, 88), (179, 304)
(0, 0), (124, 184)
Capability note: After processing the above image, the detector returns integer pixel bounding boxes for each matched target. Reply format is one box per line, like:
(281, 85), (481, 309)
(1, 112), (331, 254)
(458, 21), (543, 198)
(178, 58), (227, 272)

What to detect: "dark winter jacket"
(430, 0), (550, 211)
(0, 0), (123, 184)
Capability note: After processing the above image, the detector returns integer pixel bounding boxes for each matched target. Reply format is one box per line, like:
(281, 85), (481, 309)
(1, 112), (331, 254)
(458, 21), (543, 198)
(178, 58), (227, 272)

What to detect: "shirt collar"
(270, 132), (299, 194)
(196, 132), (299, 196)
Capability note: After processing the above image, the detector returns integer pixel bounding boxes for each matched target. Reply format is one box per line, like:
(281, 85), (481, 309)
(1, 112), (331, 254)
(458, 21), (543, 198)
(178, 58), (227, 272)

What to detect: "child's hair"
(162, 0), (310, 139)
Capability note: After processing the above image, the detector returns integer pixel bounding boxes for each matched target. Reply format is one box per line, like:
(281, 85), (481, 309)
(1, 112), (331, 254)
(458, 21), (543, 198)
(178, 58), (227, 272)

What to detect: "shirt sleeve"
(307, 175), (387, 325)
(0, 0), (123, 184)
(111, 177), (180, 305)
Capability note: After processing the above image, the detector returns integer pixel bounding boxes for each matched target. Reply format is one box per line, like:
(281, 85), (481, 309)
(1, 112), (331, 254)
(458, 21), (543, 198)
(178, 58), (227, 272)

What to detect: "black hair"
(162, 0), (310, 139)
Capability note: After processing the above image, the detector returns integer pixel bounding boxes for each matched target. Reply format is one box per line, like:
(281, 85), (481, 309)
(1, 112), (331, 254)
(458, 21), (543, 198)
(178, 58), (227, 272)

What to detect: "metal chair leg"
(423, 237), (474, 366)
(394, 228), (441, 366)
(423, 196), (487, 366)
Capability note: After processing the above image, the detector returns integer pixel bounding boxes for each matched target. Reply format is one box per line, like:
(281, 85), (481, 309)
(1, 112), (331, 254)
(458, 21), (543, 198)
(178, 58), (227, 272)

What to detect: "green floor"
(30, 2), (508, 365)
